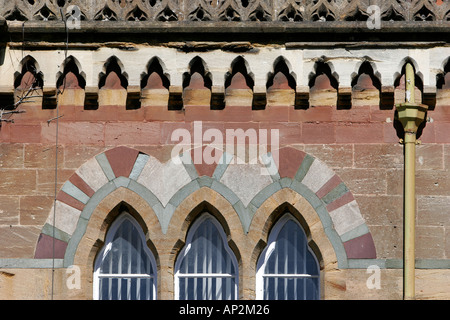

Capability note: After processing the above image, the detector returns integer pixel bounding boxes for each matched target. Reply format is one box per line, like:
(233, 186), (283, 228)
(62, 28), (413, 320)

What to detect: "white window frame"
(174, 213), (239, 300)
(255, 213), (320, 300)
(93, 212), (157, 300)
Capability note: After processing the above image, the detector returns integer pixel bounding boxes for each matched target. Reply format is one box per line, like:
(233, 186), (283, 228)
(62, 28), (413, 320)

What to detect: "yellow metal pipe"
(403, 62), (416, 300)
(396, 63), (428, 299)
(403, 131), (416, 300)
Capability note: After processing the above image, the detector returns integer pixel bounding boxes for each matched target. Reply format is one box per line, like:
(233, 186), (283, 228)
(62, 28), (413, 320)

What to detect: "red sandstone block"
(0, 144), (24, 168)
(252, 106), (290, 122)
(19, 195), (53, 226)
(191, 146), (222, 177)
(69, 172), (95, 197)
(276, 147), (306, 179)
(370, 106), (395, 122)
(34, 233), (67, 259)
(302, 123), (335, 144)
(160, 122), (193, 145)
(331, 106), (371, 122)
(335, 123), (383, 143)
(56, 190), (85, 211)
(10, 124), (41, 143)
(105, 122), (160, 146)
(104, 146), (140, 178)
(326, 191), (355, 212)
(24, 144), (64, 169)
(259, 122), (302, 145)
(428, 106), (450, 122)
(433, 122), (450, 143)
(145, 105), (185, 121)
(7, 105), (55, 123)
(0, 169), (37, 195)
(185, 105), (253, 122)
(289, 106), (333, 123)
(41, 122), (105, 145)
(343, 233), (377, 259)
(0, 123), (11, 142)
(383, 122), (401, 144)
(316, 174), (342, 199)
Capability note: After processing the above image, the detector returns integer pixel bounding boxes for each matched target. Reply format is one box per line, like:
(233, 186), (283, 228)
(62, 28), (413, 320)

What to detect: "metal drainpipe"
(395, 63), (428, 300)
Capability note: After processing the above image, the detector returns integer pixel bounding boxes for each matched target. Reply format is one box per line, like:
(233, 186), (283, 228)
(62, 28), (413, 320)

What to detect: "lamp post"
(395, 63), (428, 300)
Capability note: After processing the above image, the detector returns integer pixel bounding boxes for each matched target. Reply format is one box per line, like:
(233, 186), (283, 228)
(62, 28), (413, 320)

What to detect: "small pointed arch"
(255, 212), (321, 300)
(174, 212), (240, 300)
(99, 56), (129, 89)
(381, 5), (405, 21)
(311, 3), (336, 21)
(141, 57), (170, 90)
(253, 202), (323, 273)
(14, 55), (44, 90)
(267, 56), (296, 90)
(167, 190), (244, 272)
(182, 56), (212, 90)
(345, 5), (369, 21)
(93, 203), (158, 300)
(4, 5), (28, 21)
(394, 58), (424, 102)
(413, 4), (436, 21)
(126, 5), (149, 21)
(56, 55), (86, 90)
(436, 57), (450, 90)
(394, 58), (424, 88)
(225, 56), (254, 90)
(308, 58), (339, 91)
(351, 60), (382, 91)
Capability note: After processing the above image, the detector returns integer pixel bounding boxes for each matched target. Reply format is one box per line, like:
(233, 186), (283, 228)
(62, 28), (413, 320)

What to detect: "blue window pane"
(95, 214), (157, 300)
(176, 214), (238, 300)
(259, 215), (320, 300)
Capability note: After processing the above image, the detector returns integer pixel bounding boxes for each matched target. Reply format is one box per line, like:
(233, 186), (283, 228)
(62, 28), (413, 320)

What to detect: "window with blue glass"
(256, 214), (320, 300)
(174, 213), (239, 300)
(93, 213), (157, 300)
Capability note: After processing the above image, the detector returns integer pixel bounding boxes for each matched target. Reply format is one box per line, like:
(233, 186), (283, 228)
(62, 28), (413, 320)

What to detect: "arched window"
(256, 214), (320, 300)
(175, 213), (238, 300)
(93, 213), (157, 300)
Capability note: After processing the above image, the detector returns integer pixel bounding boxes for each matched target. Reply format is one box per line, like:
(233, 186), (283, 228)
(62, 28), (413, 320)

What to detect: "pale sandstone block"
(76, 157), (109, 192)
(98, 88), (127, 106)
(137, 156), (191, 207)
(301, 158), (336, 193)
(328, 200), (365, 236)
(45, 200), (81, 236)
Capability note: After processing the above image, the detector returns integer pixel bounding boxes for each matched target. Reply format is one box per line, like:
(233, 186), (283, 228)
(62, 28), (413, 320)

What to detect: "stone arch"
(394, 57), (424, 91)
(14, 55), (44, 89)
(249, 188), (338, 272)
(56, 55), (86, 89)
(141, 56), (171, 90)
(167, 187), (244, 299)
(183, 56), (213, 89)
(225, 56), (255, 90)
(71, 187), (162, 269)
(33, 145), (375, 274)
(167, 187), (244, 252)
(267, 56), (297, 90)
(70, 187), (161, 299)
(98, 56), (129, 89)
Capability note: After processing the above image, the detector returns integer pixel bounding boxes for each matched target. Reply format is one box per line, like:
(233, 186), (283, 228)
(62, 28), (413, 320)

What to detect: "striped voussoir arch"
(34, 145), (376, 268)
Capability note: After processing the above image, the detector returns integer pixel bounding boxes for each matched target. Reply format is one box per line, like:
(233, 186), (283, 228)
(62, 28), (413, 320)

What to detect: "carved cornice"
(0, 0), (448, 23)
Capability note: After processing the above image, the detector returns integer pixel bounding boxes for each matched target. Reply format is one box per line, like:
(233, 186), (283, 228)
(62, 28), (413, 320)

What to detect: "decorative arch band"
(34, 146), (376, 269)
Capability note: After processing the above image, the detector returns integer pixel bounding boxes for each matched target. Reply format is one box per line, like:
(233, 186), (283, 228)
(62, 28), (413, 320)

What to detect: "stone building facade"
(0, 0), (449, 300)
